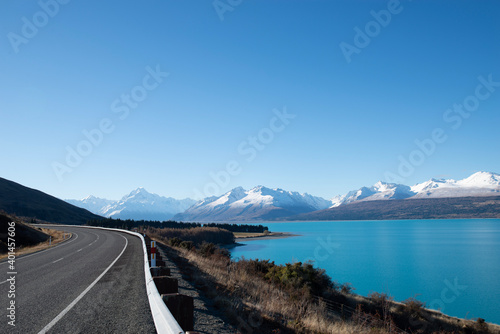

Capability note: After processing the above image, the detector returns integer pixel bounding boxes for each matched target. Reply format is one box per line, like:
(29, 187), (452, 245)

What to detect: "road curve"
(0, 225), (156, 334)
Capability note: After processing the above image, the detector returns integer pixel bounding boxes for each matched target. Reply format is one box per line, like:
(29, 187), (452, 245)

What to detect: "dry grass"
(156, 239), (389, 334)
(233, 232), (269, 238)
(0, 227), (71, 260)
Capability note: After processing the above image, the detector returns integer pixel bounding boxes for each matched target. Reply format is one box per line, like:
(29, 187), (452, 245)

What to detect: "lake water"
(231, 219), (500, 325)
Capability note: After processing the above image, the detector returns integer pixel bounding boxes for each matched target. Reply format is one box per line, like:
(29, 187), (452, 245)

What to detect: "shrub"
(368, 292), (393, 306)
(402, 296), (426, 318)
(340, 282), (355, 295)
(264, 261), (334, 296)
(198, 242), (217, 257)
(179, 240), (194, 250)
(169, 237), (182, 247)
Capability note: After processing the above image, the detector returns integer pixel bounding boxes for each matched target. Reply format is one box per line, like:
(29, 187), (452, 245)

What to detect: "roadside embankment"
(0, 213), (72, 260)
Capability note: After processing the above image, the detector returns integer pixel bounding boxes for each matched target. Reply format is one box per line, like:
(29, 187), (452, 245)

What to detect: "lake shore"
(234, 231), (299, 242)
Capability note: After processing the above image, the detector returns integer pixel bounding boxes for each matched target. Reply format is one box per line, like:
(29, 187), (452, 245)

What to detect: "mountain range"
(66, 188), (196, 221)
(65, 171), (500, 222)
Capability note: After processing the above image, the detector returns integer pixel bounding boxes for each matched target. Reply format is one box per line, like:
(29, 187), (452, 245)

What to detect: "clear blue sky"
(1, 0), (499, 201)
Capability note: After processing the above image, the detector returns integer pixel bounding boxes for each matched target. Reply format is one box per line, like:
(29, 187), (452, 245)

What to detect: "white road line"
(76, 249), (82, 252)
(37, 235), (129, 334)
(52, 258), (64, 264)
(0, 280), (7, 285)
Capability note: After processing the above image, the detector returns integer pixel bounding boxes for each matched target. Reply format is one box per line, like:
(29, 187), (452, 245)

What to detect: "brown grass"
(233, 232), (269, 238)
(154, 238), (393, 334)
(0, 227), (71, 260)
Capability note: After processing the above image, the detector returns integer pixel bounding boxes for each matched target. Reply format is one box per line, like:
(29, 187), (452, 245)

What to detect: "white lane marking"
(37, 234), (129, 334)
(0, 280), (7, 285)
(76, 249), (82, 252)
(52, 258), (64, 264)
(0, 231), (79, 265)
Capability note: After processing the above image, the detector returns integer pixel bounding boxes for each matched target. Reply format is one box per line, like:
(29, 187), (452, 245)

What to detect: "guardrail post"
(153, 276), (178, 294)
(151, 240), (157, 267)
(151, 267), (171, 277)
(162, 293), (194, 331)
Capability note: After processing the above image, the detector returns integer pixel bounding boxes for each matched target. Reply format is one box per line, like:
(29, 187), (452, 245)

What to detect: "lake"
(231, 219), (500, 325)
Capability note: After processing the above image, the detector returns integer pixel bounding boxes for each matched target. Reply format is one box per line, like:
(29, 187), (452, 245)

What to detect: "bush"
(403, 296), (426, 318)
(169, 237), (182, 247)
(368, 292), (393, 306)
(198, 242), (217, 257)
(179, 240), (194, 250)
(340, 282), (355, 294)
(264, 261), (334, 296)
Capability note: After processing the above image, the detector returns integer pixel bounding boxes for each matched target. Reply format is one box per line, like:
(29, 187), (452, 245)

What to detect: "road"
(0, 225), (157, 334)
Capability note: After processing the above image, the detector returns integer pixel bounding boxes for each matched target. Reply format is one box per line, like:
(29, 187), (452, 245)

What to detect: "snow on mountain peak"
(457, 171), (500, 188)
(67, 188), (196, 220)
(174, 185), (332, 221)
(410, 172), (500, 198)
(209, 187), (247, 207)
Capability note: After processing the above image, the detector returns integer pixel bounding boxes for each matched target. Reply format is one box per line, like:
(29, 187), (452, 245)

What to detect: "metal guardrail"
(135, 231), (185, 334)
(43, 225), (184, 334)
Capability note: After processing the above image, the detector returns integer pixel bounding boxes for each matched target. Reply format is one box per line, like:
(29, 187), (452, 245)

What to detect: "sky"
(1, 0), (499, 201)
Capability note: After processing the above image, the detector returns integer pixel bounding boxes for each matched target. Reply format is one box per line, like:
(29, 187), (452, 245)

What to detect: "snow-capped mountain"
(66, 195), (115, 215)
(331, 172), (500, 207)
(66, 171), (499, 222)
(411, 171), (500, 198)
(330, 182), (415, 207)
(174, 186), (332, 222)
(66, 188), (196, 221)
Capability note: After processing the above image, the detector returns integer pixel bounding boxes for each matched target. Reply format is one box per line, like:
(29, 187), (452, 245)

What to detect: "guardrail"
(39, 225), (184, 334)
(136, 231), (185, 334)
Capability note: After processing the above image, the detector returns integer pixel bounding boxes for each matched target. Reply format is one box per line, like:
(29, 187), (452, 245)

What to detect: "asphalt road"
(0, 225), (157, 334)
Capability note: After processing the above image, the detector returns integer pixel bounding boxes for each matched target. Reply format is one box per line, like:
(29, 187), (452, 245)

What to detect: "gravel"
(157, 245), (237, 334)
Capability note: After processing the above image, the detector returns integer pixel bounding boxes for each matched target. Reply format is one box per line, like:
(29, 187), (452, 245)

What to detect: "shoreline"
(224, 232), (299, 249)
(235, 231), (299, 242)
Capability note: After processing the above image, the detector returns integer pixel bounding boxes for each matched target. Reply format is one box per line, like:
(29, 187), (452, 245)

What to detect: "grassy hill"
(288, 196), (500, 221)
(0, 177), (102, 225)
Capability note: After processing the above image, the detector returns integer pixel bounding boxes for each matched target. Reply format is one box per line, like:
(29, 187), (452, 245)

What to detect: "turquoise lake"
(231, 219), (500, 325)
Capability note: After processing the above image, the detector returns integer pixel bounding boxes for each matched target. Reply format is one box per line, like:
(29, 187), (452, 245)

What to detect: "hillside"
(0, 212), (49, 252)
(0, 177), (102, 225)
(289, 196), (500, 221)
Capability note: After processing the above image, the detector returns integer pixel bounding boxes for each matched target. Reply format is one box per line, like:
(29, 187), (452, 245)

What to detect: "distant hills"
(0, 177), (101, 225)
